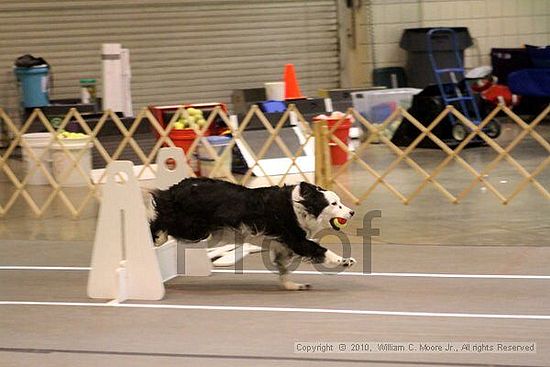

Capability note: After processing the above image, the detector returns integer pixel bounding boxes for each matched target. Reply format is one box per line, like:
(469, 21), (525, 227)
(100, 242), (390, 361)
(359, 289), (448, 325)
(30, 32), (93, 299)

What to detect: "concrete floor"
(1, 120), (549, 366)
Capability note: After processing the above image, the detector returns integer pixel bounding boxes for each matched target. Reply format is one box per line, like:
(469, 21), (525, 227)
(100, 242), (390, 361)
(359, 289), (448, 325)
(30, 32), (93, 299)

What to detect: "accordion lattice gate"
(0, 103), (548, 218)
(315, 104), (550, 205)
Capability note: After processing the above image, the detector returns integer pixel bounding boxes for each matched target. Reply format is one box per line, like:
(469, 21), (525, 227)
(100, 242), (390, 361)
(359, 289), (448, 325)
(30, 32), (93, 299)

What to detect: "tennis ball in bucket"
(57, 131), (88, 139)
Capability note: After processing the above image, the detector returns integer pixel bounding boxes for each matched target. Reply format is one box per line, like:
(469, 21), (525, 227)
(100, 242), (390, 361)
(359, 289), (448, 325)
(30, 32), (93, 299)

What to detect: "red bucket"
(169, 128), (200, 175)
(314, 117), (351, 165)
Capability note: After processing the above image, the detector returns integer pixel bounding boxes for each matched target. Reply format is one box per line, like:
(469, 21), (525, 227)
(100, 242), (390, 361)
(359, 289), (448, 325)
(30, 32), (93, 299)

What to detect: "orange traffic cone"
(283, 63), (305, 100)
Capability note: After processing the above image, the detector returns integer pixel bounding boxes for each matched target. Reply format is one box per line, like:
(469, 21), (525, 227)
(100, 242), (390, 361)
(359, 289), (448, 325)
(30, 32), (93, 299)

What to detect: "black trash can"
(400, 27), (473, 88)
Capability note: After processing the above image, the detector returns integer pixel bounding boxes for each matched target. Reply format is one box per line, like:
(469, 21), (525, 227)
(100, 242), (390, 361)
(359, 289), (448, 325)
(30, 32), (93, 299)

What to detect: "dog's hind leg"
(149, 219), (168, 246)
(271, 243), (311, 291)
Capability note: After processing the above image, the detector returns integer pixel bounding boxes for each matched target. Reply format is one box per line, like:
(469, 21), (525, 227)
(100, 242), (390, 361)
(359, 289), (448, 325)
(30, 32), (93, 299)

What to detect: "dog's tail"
(141, 187), (159, 223)
(141, 187), (169, 246)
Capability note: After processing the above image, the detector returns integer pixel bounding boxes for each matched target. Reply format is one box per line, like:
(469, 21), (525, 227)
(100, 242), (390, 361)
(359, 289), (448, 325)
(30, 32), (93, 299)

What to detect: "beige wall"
(345, 0), (550, 87)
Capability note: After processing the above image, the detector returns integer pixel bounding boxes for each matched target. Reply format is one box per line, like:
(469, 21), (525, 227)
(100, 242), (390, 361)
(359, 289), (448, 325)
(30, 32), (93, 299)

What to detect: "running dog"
(146, 178), (356, 290)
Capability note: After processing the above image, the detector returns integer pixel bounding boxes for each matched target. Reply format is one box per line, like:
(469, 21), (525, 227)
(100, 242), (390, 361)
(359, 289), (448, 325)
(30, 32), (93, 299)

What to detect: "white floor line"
(1, 266), (550, 280)
(0, 300), (549, 320)
(213, 269), (550, 280)
(0, 266), (91, 271)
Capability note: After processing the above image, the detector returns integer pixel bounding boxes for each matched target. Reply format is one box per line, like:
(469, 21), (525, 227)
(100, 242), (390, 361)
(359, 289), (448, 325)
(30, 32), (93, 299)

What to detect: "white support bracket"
(156, 239), (211, 281)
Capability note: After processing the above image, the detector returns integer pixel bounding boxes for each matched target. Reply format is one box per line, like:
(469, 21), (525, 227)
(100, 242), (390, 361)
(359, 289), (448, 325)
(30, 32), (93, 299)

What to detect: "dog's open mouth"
(330, 217), (348, 231)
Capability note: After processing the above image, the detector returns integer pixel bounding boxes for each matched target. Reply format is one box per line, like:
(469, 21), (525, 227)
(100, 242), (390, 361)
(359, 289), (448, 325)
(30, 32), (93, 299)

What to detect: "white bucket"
(20, 132), (54, 185)
(51, 137), (93, 187)
(198, 136), (232, 178)
(264, 81), (285, 101)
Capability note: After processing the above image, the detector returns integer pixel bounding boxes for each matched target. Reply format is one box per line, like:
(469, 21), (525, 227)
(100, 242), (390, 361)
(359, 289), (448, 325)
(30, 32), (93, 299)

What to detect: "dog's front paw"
(323, 250), (356, 268)
(341, 257), (356, 267)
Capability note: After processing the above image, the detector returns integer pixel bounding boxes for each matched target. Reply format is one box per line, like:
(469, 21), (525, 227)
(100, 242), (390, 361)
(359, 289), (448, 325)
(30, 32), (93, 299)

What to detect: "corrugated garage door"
(0, 0), (339, 114)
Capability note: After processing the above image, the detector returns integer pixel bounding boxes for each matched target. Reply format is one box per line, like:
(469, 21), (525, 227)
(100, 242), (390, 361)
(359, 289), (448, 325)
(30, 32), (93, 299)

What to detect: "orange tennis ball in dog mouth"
(330, 217), (348, 230)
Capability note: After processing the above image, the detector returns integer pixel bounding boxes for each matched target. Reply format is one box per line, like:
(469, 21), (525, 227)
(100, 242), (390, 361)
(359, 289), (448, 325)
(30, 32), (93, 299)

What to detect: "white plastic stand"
(87, 148), (211, 302)
(87, 160), (165, 301)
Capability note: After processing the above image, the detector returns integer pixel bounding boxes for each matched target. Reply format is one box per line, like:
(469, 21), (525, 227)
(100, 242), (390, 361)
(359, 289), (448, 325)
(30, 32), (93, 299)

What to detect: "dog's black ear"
(298, 182), (328, 217)
(299, 182), (319, 196)
(299, 181), (326, 193)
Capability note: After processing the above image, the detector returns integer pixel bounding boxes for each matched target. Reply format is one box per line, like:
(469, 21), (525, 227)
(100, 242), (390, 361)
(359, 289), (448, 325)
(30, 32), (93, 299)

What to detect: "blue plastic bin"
(14, 66), (50, 107)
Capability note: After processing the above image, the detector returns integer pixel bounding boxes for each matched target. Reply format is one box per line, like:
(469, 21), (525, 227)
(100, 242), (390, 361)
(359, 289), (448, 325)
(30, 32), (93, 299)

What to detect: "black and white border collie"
(147, 178), (356, 290)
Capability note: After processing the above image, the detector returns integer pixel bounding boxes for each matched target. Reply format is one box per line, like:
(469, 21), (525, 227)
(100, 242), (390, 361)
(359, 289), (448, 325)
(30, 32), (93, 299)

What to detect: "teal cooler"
(14, 65), (50, 107)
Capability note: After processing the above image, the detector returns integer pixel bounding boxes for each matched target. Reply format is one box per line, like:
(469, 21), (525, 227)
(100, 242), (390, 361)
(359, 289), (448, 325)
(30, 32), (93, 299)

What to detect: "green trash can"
(372, 67), (407, 88)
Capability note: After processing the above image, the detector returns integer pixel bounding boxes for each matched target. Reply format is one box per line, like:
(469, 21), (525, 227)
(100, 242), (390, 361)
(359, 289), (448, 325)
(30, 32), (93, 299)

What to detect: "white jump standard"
(87, 149), (212, 302)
